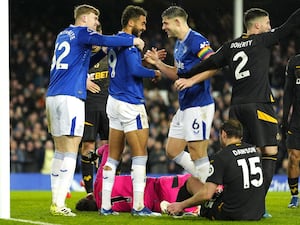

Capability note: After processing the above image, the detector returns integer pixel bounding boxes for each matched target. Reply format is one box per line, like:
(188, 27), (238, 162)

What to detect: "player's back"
(214, 142), (265, 220)
(221, 34), (275, 105)
(47, 26), (92, 100)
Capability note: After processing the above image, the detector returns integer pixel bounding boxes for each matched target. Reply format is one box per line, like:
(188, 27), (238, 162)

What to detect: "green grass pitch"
(0, 191), (299, 225)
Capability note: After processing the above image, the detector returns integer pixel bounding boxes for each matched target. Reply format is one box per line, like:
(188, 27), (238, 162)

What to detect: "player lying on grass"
(76, 143), (198, 215)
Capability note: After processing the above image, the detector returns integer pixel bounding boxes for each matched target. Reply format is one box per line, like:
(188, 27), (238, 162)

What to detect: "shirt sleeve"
(191, 36), (214, 61)
(282, 57), (296, 126)
(78, 28), (134, 47)
(125, 47), (155, 78)
(185, 44), (228, 77)
(275, 8), (300, 39)
(89, 49), (106, 68)
(206, 154), (225, 185)
(258, 8), (300, 47)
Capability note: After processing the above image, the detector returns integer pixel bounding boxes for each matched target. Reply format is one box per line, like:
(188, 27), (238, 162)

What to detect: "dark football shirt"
(283, 54), (300, 133)
(187, 8), (300, 105)
(86, 56), (109, 111)
(207, 142), (265, 220)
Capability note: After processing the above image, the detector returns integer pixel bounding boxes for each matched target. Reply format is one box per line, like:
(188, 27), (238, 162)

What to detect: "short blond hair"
(74, 4), (100, 20)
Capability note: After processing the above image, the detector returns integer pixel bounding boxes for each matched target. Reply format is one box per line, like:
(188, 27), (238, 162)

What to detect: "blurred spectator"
(148, 141), (168, 174)
(41, 140), (54, 174)
(10, 138), (24, 173)
(22, 139), (40, 172)
(119, 146), (132, 174)
(9, 3), (298, 175)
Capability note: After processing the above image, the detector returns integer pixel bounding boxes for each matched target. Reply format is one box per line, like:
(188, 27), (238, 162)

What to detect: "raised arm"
(276, 8), (300, 39)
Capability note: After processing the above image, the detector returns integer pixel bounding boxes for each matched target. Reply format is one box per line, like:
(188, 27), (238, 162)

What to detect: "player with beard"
(163, 119), (265, 220)
(174, 7), (300, 217)
(144, 6), (216, 184)
(100, 5), (161, 216)
(46, 4), (144, 217)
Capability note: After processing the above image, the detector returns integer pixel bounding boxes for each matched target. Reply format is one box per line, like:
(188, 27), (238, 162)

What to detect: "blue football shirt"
(175, 29), (214, 110)
(47, 25), (134, 100)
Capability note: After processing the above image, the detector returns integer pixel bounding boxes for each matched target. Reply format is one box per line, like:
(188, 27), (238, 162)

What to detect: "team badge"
(208, 164), (214, 176)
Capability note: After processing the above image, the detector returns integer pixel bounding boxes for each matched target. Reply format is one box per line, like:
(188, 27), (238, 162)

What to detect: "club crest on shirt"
(208, 164), (214, 176)
(200, 41), (210, 49)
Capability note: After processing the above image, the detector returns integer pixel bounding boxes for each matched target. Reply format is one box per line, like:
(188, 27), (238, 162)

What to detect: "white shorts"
(46, 95), (85, 137)
(168, 103), (215, 141)
(106, 95), (149, 133)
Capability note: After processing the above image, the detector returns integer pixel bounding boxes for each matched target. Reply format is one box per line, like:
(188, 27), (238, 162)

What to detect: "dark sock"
(176, 181), (192, 202)
(288, 177), (299, 196)
(81, 155), (94, 194)
(262, 154), (277, 196)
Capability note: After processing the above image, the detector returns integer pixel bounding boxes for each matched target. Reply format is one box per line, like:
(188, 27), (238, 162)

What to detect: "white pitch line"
(7, 218), (61, 225)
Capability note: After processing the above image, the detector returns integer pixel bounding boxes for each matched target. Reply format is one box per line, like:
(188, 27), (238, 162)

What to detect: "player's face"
(162, 17), (178, 38)
(85, 12), (100, 31)
(257, 16), (271, 33)
(132, 15), (146, 37)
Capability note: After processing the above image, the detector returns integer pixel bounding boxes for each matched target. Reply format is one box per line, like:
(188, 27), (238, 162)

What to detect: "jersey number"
(233, 51), (250, 80)
(237, 156), (263, 189)
(50, 41), (70, 71)
(108, 49), (117, 78)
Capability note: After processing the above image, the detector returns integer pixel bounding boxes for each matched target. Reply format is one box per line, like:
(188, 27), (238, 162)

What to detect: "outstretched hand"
(157, 48), (167, 61)
(144, 47), (164, 65)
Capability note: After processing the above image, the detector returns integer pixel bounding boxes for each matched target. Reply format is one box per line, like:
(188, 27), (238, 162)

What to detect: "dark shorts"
(229, 103), (278, 147)
(82, 110), (109, 142)
(200, 193), (263, 220)
(286, 131), (300, 150)
(200, 193), (229, 220)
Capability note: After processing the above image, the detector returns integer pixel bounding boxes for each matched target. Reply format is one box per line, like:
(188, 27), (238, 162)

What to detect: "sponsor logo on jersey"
(175, 60), (185, 70)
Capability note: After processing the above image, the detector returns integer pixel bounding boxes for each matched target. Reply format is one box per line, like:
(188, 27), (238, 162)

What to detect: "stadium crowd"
(9, 1), (299, 176)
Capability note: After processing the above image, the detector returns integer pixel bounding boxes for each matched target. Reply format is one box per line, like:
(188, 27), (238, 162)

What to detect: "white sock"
(56, 152), (77, 208)
(131, 156), (147, 211)
(194, 156), (210, 183)
(50, 151), (64, 205)
(173, 151), (197, 176)
(101, 158), (118, 210)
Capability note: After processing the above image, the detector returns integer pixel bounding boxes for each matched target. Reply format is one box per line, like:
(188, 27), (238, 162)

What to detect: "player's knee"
(165, 147), (181, 159)
(166, 151), (175, 159)
(289, 151), (300, 165)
